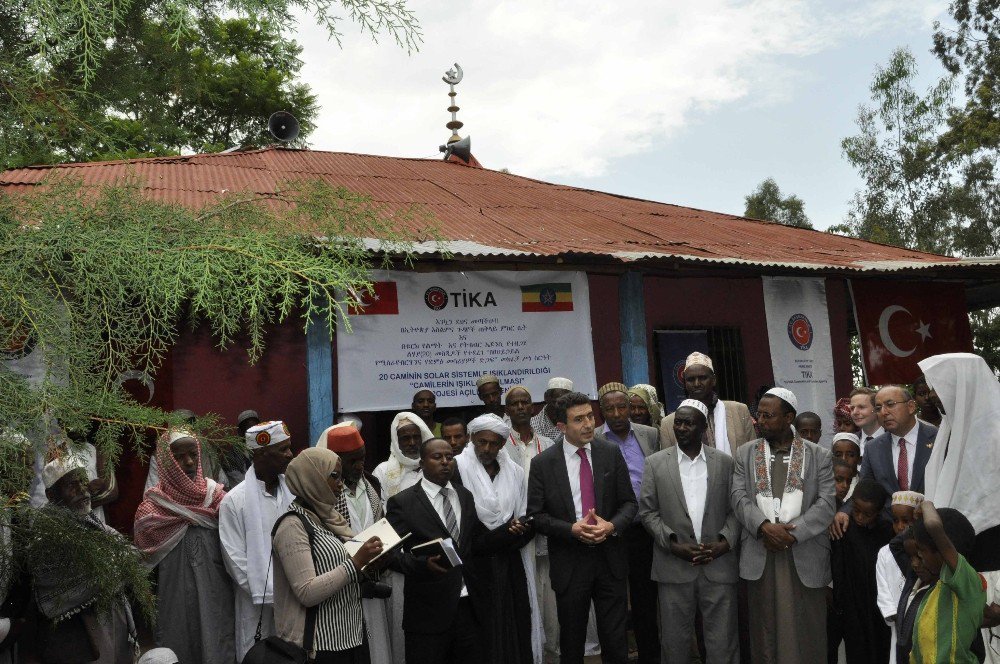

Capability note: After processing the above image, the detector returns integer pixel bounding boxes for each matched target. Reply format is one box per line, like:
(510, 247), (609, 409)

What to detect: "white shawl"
(243, 465), (294, 604)
(376, 412), (432, 500)
(454, 446), (543, 663)
(920, 353), (1000, 533)
(711, 399), (730, 455)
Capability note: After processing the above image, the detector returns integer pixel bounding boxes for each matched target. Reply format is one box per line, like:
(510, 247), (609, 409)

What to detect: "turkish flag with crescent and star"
(850, 280), (974, 384)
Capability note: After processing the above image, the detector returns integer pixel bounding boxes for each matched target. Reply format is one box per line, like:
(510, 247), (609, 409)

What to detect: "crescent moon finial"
(442, 63), (463, 85)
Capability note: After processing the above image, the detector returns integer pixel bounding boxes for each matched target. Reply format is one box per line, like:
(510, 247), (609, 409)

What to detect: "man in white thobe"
(219, 421), (294, 662)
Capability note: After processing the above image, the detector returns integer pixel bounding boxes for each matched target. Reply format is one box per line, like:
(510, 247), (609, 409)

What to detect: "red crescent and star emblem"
(787, 313), (814, 351)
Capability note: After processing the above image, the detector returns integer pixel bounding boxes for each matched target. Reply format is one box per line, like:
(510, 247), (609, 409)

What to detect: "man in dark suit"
(862, 385), (936, 499)
(640, 399), (740, 663)
(594, 382), (661, 664)
(386, 437), (519, 664)
(527, 391), (638, 664)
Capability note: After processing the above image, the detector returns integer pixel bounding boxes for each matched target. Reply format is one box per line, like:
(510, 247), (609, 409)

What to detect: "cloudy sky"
(293, 0), (949, 231)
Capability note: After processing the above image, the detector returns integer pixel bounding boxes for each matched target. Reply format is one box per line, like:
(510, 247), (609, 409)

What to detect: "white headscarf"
(919, 353), (1000, 533)
(377, 412), (434, 500)
(454, 442), (542, 663)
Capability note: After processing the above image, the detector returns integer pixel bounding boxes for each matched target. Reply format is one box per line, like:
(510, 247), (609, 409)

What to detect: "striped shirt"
(290, 504), (363, 652)
(911, 554), (987, 664)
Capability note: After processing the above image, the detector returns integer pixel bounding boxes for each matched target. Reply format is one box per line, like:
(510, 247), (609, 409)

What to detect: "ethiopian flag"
(521, 283), (573, 312)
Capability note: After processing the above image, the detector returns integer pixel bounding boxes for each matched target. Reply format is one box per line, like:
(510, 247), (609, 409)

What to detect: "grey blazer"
(731, 438), (835, 589)
(639, 445), (740, 584)
(594, 422), (661, 459)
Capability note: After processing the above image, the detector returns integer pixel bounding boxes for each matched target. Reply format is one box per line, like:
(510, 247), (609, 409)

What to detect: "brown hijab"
(284, 447), (353, 539)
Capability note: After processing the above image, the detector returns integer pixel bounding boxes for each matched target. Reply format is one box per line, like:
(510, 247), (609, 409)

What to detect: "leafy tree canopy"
(1, 0), (420, 168)
(743, 177), (813, 229)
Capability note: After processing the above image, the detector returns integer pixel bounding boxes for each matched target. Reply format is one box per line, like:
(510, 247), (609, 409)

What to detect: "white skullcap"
(167, 429), (198, 446)
(504, 385), (531, 401)
(684, 352), (714, 372)
(42, 455), (86, 489)
(337, 413), (363, 431)
(467, 413), (511, 440)
(832, 432), (861, 449)
(678, 399), (709, 419)
(547, 377), (574, 391)
(245, 420), (290, 450)
(476, 374), (500, 389)
(138, 648), (180, 664)
(764, 387), (798, 411)
(892, 491), (925, 508)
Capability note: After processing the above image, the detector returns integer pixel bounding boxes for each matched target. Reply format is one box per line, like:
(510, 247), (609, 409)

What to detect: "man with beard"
(456, 414), (540, 663)
(640, 399), (740, 664)
(731, 388), (835, 663)
(594, 382), (660, 664)
(412, 390), (442, 437)
(660, 353), (755, 456)
(320, 423), (395, 664)
(30, 456), (135, 663)
(530, 378), (573, 445)
(219, 420), (295, 661)
(134, 430), (234, 663)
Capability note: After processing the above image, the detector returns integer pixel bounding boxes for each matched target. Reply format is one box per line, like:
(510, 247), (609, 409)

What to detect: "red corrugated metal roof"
(0, 146), (956, 270)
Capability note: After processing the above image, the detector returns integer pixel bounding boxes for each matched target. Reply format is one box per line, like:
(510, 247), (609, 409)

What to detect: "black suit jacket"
(386, 481), (507, 634)
(526, 437), (638, 594)
(859, 421), (936, 515)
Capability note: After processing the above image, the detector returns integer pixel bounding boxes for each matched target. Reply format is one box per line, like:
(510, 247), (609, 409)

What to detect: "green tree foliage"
(1, 0), (420, 167)
(833, 48), (955, 254)
(743, 177), (813, 228)
(837, 44), (1000, 371)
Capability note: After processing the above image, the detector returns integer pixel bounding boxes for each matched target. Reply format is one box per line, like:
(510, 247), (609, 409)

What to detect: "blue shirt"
(601, 423), (644, 505)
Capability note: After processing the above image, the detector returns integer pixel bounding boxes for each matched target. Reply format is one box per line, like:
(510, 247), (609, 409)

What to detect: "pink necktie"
(897, 439), (909, 491)
(577, 448), (596, 523)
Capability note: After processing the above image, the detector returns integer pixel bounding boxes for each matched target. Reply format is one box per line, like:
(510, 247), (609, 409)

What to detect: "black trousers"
(625, 523), (660, 664)
(404, 597), (484, 664)
(555, 547), (629, 664)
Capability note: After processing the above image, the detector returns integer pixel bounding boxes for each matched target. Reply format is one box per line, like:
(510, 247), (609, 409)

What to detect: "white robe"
(219, 475), (292, 662)
(982, 571), (1000, 664)
(344, 480), (393, 664)
(875, 543), (905, 662)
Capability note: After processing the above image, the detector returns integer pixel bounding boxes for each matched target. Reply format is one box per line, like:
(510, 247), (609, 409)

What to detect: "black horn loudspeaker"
(268, 111), (299, 142)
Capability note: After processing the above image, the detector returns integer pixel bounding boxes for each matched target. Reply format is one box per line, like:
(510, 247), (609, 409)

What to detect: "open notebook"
(343, 518), (411, 571)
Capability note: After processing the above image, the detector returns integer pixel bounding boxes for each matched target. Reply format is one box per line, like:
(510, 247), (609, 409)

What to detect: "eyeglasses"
(874, 399), (913, 413)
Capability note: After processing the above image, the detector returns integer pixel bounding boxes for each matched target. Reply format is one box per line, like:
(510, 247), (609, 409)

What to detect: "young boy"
(831, 479), (895, 663)
(908, 501), (986, 663)
(876, 491), (923, 661)
(794, 411), (823, 444)
(833, 458), (856, 508)
(831, 432), (861, 502)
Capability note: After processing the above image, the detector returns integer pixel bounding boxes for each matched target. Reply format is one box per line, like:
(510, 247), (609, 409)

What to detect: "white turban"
(467, 413), (511, 440)
(546, 377), (573, 391)
(765, 387), (798, 412)
(678, 398), (709, 420)
(390, 411), (434, 470)
(42, 455), (86, 489)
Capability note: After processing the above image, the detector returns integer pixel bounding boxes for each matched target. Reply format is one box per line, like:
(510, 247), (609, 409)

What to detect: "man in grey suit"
(640, 399), (739, 664)
(594, 382), (661, 664)
(731, 387), (835, 663)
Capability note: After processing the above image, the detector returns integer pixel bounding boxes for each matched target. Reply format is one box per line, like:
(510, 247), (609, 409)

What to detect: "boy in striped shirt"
(909, 501), (987, 663)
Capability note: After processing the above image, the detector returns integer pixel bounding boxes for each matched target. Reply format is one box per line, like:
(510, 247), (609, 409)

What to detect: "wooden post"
(306, 311), (333, 446)
(619, 271), (650, 386)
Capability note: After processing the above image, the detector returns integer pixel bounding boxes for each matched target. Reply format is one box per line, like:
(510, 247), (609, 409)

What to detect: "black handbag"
(241, 512), (318, 664)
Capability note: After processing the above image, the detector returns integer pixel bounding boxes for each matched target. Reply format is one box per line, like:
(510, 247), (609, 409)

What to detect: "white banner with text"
(761, 276), (837, 447)
(336, 270), (598, 412)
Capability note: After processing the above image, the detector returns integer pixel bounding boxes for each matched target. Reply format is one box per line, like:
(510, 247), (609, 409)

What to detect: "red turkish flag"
(348, 281), (399, 315)
(851, 280), (974, 384)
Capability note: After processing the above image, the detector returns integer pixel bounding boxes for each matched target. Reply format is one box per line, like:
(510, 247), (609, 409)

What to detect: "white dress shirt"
(677, 447), (709, 543)
(345, 479), (375, 531)
(420, 478), (466, 596)
(860, 426), (885, 455)
(562, 440), (593, 520)
(891, 423), (919, 487)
